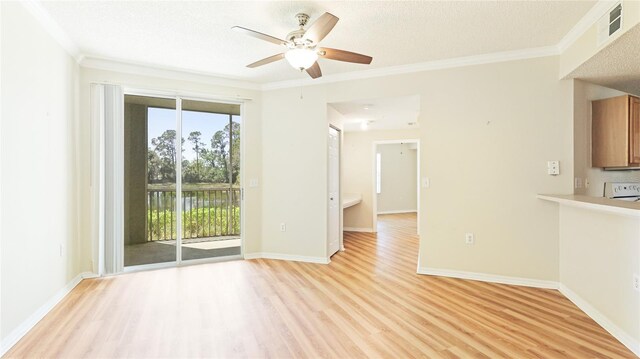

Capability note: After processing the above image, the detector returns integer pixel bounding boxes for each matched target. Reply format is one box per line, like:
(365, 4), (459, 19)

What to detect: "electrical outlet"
(634, 274), (639, 292)
(465, 233), (474, 245)
(59, 244), (64, 257)
(280, 223), (286, 232)
(547, 161), (560, 176)
(574, 177), (583, 189)
(584, 178), (590, 188)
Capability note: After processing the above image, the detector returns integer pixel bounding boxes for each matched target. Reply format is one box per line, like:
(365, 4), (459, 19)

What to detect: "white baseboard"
(417, 267), (559, 289)
(244, 252), (330, 264)
(0, 271), (95, 356)
(377, 210), (417, 215)
(559, 284), (640, 357)
(343, 227), (375, 232)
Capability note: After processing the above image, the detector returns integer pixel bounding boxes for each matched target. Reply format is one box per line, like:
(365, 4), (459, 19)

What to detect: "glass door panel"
(124, 95), (177, 267)
(180, 99), (241, 261)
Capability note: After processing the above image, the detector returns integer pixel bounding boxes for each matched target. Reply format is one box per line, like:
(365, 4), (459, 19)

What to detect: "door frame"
(327, 124), (343, 258)
(93, 85), (247, 275)
(372, 139), (420, 234)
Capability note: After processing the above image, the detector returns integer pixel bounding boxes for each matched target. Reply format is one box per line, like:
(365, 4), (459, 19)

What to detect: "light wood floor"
(4, 213), (635, 358)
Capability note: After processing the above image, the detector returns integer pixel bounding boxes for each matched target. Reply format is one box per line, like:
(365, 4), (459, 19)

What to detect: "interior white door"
(328, 126), (340, 256)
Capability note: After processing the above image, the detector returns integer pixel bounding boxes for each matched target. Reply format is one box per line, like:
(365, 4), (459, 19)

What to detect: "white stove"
(604, 182), (640, 202)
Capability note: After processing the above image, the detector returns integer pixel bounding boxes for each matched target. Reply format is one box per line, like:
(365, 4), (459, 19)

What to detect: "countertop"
(537, 194), (640, 217)
(343, 193), (362, 209)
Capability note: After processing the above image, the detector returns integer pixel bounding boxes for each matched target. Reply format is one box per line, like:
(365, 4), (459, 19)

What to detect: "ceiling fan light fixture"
(285, 48), (318, 70)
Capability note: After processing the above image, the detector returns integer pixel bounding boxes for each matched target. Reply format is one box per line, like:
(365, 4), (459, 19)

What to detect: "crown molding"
(557, 0), (619, 53)
(23, 0), (605, 92)
(261, 46), (559, 91)
(80, 56), (261, 91)
(20, 0), (81, 62)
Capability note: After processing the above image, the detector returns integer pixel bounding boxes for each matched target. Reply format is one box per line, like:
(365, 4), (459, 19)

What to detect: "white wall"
(260, 86), (330, 260)
(573, 80), (640, 196)
(262, 56), (573, 281)
(342, 129), (418, 231)
(377, 143), (417, 214)
(0, 1), (81, 342)
(559, 205), (639, 352)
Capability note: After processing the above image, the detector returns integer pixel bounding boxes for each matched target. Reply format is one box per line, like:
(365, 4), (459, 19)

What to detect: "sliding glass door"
(123, 95), (241, 268)
(180, 100), (241, 261)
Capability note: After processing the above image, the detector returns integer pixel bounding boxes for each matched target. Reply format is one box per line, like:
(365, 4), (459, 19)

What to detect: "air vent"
(598, 3), (623, 46)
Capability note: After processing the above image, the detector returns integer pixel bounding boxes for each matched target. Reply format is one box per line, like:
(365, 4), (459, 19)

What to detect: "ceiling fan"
(232, 12), (373, 79)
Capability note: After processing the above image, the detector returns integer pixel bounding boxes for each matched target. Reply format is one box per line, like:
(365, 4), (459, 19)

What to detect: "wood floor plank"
(3, 213), (635, 358)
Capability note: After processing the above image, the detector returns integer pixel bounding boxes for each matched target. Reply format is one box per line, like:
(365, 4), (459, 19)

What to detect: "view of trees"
(147, 121), (240, 185)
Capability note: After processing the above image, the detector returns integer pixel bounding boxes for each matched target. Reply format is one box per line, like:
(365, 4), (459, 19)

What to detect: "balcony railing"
(147, 187), (241, 241)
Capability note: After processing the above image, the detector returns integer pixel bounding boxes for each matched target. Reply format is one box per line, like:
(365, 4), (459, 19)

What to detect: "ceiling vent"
(597, 3), (623, 46)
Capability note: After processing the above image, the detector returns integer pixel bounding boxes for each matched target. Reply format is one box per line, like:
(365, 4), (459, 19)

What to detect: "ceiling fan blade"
(303, 12), (339, 43)
(247, 53), (285, 68)
(306, 62), (322, 79)
(232, 26), (287, 46)
(318, 47), (373, 64)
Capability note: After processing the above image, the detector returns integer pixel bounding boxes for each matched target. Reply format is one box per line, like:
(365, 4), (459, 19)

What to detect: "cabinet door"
(630, 96), (640, 165)
(592, 96), (629, 167)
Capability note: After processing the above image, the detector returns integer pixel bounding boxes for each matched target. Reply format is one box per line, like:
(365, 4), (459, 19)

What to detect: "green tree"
(150, 130), (184, 183)
(229, 120), (240, 184)
(147, 149), (162, 183)
(187, 131), (206, 182)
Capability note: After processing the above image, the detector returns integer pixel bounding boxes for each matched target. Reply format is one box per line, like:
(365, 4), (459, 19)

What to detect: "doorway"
(122, 94), (242, 269)
(373, 140), (420, 234)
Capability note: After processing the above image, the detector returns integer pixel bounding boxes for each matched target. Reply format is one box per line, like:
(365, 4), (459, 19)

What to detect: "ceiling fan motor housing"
(287, 13), (313, 47)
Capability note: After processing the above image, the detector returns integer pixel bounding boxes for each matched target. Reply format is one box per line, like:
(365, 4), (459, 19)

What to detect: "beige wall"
(559, 205), (640, 346)
(573, 79), (640, 197)
(260, 87), (330, 259)
(342, 130), (419, 231)
(78, 68), (263, 272)
(377, 143), (418, 214)
(0, 2), (81, 341)
(263, 56), (573, 278)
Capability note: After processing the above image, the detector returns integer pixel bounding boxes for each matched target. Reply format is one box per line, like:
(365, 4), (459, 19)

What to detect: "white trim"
(81, 56), (260, 91)
(244, 252), (331, 264)
(21, 0), (609, 91)
(377, 210), (418, 215)
(0, 272), (94, 357)
(327, 125), (342, 258)
(19, 0), (82, 62)
(556, 0), (620, 52)
(559, 283), (640, 357)
(417, 267), (559, 289)
(343, 227), (375, 233)
(175, 97), (183, 264)
(262, 46), (558, 90)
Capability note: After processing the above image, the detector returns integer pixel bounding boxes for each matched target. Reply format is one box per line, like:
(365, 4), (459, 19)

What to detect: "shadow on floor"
(125, 239), (241, 267)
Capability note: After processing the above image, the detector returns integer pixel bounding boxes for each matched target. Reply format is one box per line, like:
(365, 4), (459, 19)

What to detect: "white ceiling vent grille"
(598, 3), (623, 46)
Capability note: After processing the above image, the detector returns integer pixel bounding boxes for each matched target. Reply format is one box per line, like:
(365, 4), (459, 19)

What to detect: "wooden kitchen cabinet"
(591, 95), (640, 168)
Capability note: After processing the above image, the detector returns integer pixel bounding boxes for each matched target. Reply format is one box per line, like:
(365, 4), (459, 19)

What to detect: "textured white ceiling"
(567, 24), (640, 96)
(39, 1), (596, 84)
(331, 95), (420, 132)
